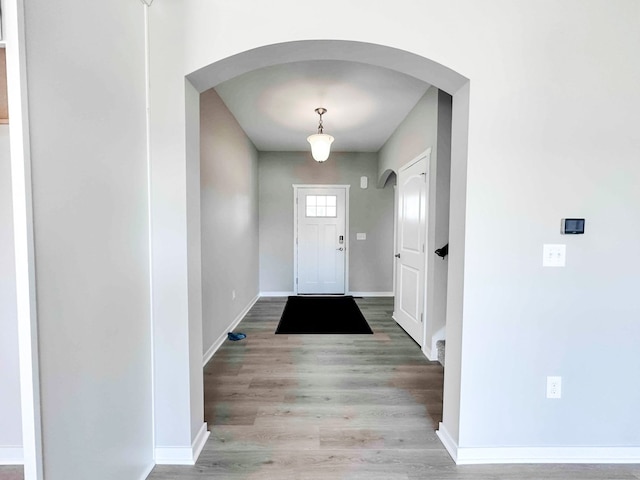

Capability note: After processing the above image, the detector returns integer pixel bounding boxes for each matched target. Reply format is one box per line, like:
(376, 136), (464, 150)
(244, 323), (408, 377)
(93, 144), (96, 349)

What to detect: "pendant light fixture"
(307, 107), (334, 163)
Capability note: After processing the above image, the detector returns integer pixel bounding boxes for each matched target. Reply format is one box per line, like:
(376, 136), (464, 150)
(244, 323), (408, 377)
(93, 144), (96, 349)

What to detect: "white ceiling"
(214, 60), (431, 153)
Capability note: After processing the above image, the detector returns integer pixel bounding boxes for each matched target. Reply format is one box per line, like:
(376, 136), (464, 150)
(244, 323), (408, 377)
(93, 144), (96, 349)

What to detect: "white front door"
(394, 152), (429, 345)
(296, 187), (347, 294)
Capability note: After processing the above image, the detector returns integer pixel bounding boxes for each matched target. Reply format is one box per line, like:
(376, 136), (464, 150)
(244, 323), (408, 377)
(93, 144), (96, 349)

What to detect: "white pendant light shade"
(308, 107), (334, 162)
(307, 133), (334, 162)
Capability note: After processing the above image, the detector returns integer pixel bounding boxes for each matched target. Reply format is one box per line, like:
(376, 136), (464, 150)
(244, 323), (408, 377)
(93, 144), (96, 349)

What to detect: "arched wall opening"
(184, 39), (471, 446)
(378, 169), (397, 189)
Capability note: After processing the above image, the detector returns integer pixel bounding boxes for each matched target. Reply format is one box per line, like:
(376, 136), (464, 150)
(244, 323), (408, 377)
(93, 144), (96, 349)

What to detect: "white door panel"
(299, 225), (319, 285)
(401, 186), (422, 252)
(394, 153), (429, 345)
(399, 265), (420, 319)
(296, 187), (346, 294)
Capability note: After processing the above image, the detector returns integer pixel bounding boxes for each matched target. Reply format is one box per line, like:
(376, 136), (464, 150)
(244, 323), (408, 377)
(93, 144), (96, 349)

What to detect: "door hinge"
(296, 237), (298, 245)
(296, 277), (298, 284)
(420, 313), (424, 323)
(422, 244), (425, 253)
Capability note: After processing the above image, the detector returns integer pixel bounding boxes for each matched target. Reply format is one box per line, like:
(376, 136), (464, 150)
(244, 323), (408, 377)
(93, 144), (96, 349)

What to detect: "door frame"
(293, 184), (350, 295)
(393, 148), (431, 347)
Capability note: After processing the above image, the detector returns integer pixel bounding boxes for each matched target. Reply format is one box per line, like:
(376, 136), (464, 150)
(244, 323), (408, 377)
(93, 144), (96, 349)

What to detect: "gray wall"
(259, 151), (394, 293)
(378, 87), (452, 354)
(0, 126), (22, 453)
(429, 91), (452, 350)
(379, 86), (438, 180)
(200, 89), (259, 355)
(23, 0), (153, 477)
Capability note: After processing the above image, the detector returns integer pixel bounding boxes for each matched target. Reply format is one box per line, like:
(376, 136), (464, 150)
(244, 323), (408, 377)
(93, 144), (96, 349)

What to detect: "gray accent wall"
(259, 152), (394, 293)
(378, 87), (452, 355)
(430, 91), (452, 349)
(200, 89), (259, 355)
(379, 86), (438, 180)
(0, 126), (22, 452)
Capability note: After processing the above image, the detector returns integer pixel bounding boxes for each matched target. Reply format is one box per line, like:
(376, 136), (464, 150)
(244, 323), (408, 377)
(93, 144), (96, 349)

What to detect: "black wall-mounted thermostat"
(562, 218), (585, 235)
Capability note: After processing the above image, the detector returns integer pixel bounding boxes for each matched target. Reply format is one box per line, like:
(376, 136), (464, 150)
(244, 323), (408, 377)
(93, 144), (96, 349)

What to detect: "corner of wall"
(154, 422), (210, 466)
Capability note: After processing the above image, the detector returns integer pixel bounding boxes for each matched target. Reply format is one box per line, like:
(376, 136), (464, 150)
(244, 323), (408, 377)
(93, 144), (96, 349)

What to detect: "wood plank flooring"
(0, 467), (22, 480)
(147, 297), (640, 480)
(3, 297), (639, 479)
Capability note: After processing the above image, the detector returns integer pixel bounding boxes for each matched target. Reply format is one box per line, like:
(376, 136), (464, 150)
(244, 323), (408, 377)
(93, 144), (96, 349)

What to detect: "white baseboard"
(191, 422), (210, 463)
(0, 446), (23, 465)
(349, 291), (394, 297)
(203, 294), (259, 366)
(259, 292), (393, 298)
(456, 446), (640, 464)
(436, 422), (458, 463)
(422, 343), (436, 361)
(138, 462), (155, 480)
(155, 422), (210, 465)
(437, 422), (640, 464)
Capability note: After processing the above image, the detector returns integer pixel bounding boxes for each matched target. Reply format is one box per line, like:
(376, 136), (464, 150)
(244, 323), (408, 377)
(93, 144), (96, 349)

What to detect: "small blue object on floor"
(227, 332), (246, 341)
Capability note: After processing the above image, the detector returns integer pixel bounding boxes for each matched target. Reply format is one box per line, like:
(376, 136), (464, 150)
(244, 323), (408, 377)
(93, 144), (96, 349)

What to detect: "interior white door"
(394, 154), (428, 345)
(296, 187), (346, 294)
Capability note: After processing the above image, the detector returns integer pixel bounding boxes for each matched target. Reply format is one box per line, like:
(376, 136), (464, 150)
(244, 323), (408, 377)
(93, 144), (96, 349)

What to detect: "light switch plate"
(360, 176), (368, 189)
(356, 233), (366, 240)
(543, 244), (566, 267)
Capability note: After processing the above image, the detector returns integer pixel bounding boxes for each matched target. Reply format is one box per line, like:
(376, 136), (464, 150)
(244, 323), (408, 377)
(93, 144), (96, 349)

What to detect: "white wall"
(259, 151), (394, 294)
(442, 83), (469, 448)
(183, 0), (640, 456)
(22, 0), (153, 477)
(200, 89), (259, 355)
(0, 125), (22, 462)
(9, 0), (639, 473)
(186, 82), (205, 444)
(148, 0), (206, 457)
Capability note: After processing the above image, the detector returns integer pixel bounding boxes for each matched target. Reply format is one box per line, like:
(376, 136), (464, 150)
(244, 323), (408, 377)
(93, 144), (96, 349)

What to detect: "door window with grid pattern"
(306, 195), (337, 217)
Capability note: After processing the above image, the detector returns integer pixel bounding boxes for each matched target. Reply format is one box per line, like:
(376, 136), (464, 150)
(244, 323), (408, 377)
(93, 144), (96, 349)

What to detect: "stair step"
(436, 339), (445, 367)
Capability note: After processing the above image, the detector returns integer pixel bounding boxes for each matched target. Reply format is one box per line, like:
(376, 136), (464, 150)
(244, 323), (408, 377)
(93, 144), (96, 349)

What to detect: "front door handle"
(395, 253), (401, 258)
(337, 247), (344, 251)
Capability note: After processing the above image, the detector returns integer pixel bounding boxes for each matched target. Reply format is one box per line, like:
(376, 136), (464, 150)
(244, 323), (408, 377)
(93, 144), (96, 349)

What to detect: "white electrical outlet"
(547, 376), (562, 399)
(232, 290), (236, 300)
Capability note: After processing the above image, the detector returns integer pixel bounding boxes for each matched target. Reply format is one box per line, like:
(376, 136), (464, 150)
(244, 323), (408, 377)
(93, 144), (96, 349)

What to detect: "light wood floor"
(3, 297), (639, 479)
(147, 297), (640, 480)
(0, 467), (21, 480)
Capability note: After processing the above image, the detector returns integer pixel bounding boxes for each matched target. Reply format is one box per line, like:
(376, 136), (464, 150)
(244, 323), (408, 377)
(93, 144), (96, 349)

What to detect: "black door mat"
(275, 296), (373, 334)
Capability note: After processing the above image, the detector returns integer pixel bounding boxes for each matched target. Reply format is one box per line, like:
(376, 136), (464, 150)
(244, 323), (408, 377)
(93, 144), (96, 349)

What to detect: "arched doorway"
(185, 39), (470, 456)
